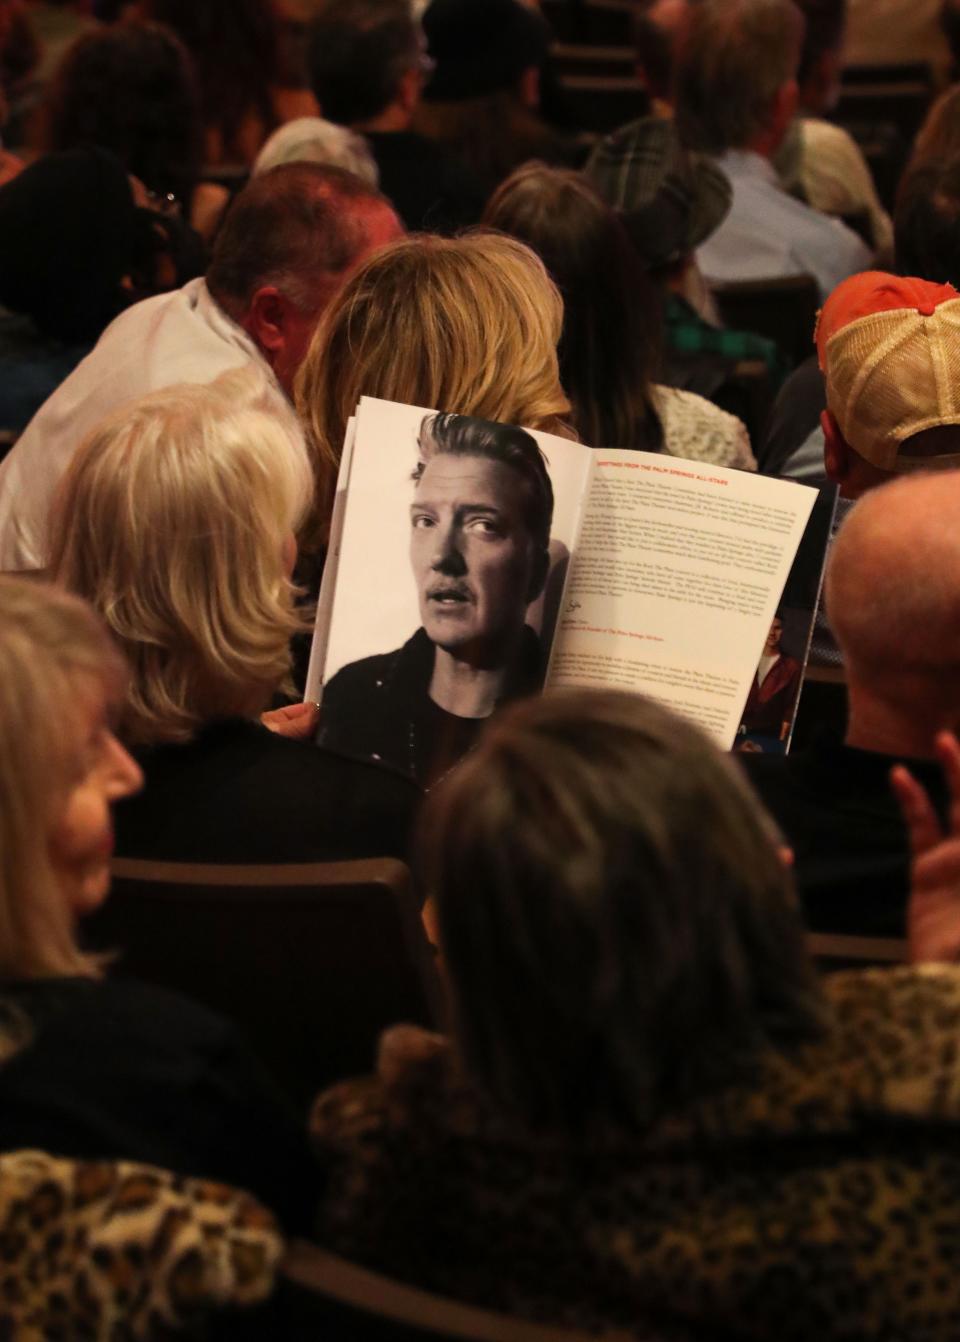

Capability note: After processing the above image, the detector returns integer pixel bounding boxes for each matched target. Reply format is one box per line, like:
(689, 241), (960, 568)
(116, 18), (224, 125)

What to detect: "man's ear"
(243, 286), (289, 358)
(764, 77), (798, 152)
(396, 66), (421, 115)
(518, 65), (540, 110)
(526, 546), (550, 605)
(821, 409), (849, 485)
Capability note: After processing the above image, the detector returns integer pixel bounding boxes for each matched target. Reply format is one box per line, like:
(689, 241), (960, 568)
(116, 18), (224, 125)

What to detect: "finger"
(934, 731), (960, 835)
(891, 763), (943, 858)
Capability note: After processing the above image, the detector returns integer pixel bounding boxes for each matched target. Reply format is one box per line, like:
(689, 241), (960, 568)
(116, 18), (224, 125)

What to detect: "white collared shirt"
(0, 278), (285, 572)
(696, 150), (872, 304)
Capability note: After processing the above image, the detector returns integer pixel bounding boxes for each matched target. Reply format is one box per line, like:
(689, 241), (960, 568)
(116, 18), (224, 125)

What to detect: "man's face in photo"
(410, 452), (540, 662)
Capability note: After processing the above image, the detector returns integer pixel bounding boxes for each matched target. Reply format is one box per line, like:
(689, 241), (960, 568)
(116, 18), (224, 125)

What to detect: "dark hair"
(421, 689), (829, 1134)
(43, 21), (201, 204)
(416, 411), (554, 554)
(306, 0), (420, 126)
(206, 162), (389, 317)
(484, 164), (664, 450)
(676, 0), (805, 154)
(794, 0), (846, 90)
(143, 0), (278, 162)
(894, 157), (960, 286)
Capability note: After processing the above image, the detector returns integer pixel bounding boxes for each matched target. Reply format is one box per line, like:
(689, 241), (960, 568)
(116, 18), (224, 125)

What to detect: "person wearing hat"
(304, 0), (482, 233)
(412, 0), (574, 200)
(818, 271), (960, 496)
(584, 114), (788, 400)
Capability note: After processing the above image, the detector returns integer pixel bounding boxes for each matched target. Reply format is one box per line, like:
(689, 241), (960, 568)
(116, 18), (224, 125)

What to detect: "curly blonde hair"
(50, 369), (313, 746)
(295, 231), (572, 547)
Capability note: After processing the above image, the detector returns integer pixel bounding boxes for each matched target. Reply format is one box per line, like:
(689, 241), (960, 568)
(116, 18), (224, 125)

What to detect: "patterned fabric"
(653, 383), (756, 470)
(0, 1150), (283, 1340)
(312, 966), (960, 1341)
(665, 294), (788, 390)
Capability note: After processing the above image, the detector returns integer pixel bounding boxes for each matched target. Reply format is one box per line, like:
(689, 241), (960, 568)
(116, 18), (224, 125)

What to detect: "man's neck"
(429, 648), (508, 719)
(844, 681), (958, 760)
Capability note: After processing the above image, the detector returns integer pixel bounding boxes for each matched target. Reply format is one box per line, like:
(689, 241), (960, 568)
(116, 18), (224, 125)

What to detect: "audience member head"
(295, 231), (570, 538)
(43, 20), (201, 205)
(584, 114), (732, 280)
(816, 271), (960, 497)
(420, 689), (826, 1132)
(141, 0), (279, 163)
(793, 0), (846, 115)
(252, 116), (378, 183)
(0, 577), (141, 979)
(911, 84), (960, 170)
(825, 472), (960, 754)
(205, 162), (402, 397)
(50, 370), (313, 747)
(0, 146), (145, 342)
(633, 0), (692, 106)
(675, 0), (805, 157)
(306, 0), (427, 131)
(894, 157), (960, 286)
(484, 163), (662, 450)
(414, 0), (552, 193)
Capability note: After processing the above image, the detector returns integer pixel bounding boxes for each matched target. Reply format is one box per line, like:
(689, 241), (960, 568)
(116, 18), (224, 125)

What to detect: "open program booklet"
(307, 397), (829, 786)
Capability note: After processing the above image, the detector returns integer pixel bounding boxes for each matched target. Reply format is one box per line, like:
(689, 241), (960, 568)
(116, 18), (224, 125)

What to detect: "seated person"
(295, 230), (573, 540)
(0, 574), (315, 1231)
(677, 0), (871, 302)
(0, 145), (175, 441)
(483, 162), (756, 466)
(312, 687), (960, 1338)
(319, 412), (550, 786)
(50, 369), (419, 863)
(741, 470), (959, 938)
(304, 0), (482, 232)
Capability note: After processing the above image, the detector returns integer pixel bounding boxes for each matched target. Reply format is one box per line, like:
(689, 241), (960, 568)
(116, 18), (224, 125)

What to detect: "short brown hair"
(421, 689), (828, 1133)
(206, 161), (393, 319)
(676, 0), (805, 154)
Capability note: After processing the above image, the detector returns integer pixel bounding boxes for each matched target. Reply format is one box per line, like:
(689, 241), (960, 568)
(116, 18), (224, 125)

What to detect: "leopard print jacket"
(0, 1150), (284, 1340)
(311, 966), (960, 1342)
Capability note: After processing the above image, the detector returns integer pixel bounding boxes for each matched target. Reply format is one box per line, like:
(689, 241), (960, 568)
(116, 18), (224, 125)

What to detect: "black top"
(318, 626), (543, 787)
(740, 737), (949, 938)
(114, 717), (420, 866)
(365, 130), (483, 234)
(0, 976), (316, 1231)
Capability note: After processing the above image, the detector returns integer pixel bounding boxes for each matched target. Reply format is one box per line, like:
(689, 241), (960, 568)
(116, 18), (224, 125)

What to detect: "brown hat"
(817, 271), (960, 472)
(583, 115), (731, 268)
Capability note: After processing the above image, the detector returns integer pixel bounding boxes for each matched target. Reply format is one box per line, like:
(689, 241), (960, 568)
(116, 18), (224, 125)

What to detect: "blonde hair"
(50, 369), (313, 746)
(295, 231), (572, 544)
(0, 578), (122, 980)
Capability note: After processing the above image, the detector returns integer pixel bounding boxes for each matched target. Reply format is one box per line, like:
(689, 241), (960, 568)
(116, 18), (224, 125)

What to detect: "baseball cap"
(816, 270), (960, 471)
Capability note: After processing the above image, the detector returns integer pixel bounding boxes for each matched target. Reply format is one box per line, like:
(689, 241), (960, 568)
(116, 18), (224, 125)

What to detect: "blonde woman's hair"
(295, 231), (572, 543)
(0, 578), (122, 980)
(50, 369), (313, 747)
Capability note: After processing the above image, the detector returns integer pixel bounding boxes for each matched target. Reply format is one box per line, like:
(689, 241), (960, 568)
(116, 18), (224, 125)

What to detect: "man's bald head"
(827, 472), (960, 686)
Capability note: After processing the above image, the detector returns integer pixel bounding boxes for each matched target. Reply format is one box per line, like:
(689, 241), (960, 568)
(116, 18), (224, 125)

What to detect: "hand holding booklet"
(307, 397), (832, 786)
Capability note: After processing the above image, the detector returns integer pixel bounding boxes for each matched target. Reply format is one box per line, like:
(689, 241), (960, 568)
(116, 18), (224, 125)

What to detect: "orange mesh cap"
(816, 270), (960, 472)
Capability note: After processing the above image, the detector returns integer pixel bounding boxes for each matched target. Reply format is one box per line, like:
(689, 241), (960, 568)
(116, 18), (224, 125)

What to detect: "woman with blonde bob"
(0, 576), (315, 1227)
(313, 688), (960, 1338)
(295, 231), (573, 541)
(50, 368), (417, 865)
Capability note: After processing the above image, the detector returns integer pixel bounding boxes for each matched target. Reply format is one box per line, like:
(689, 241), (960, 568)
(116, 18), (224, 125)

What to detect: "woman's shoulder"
(652, 384), (756, 470)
